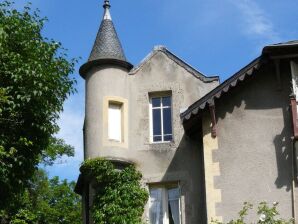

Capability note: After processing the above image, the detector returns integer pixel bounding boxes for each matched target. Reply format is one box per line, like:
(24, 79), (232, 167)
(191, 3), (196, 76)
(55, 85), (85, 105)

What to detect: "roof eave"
(180, 56), (264, 122)
(181, 40), (298, 125)
(263, 43), (298, 57)
(79, 58), (133, 79)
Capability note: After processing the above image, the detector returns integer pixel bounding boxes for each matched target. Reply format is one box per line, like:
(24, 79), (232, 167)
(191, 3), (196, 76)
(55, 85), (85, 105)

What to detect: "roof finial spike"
(103, 0), (112, 20)
(103, 0), (111, 9)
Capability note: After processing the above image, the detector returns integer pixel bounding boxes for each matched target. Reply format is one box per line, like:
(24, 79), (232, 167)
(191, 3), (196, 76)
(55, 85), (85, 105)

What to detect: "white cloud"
(230, 0), (281, 43)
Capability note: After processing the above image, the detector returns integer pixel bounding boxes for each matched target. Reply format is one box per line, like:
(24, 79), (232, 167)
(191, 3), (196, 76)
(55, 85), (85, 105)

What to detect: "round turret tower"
(80, 0), (133, 162)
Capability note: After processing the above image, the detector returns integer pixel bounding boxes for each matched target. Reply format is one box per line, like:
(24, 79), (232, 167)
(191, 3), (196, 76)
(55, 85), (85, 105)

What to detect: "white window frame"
(149, 94), (173, 143)
(148, 184), (181, 224)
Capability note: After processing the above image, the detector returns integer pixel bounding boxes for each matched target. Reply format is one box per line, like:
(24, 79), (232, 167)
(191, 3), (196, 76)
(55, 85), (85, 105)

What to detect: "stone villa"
(75, 1), (298, 223)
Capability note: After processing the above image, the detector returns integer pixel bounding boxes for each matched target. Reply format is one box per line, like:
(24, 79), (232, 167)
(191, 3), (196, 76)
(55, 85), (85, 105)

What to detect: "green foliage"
(81, 158), (149, 224)
(211, 202), (294, 224)
(41, 136), (75, 165)
(1, 169), (82, 224)
(0, 0), (77, 206)
(10, 209), (37, 224)
(31, 171), (81, 224)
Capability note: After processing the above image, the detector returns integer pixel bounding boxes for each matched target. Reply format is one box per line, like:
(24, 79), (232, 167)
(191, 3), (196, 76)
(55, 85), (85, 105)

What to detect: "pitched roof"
(129, 46), (219, 83)
(263, 40), (298, 56)
(264, 40), (298, 49)
(180, 57), (263, 122)
(181, 40), (298, 123)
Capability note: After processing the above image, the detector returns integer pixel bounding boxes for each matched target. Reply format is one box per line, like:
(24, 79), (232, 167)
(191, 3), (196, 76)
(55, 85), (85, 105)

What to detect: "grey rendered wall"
(84, 50), (218, 223)
(214, 61), (293, 222)
(84, 64), (130, 160)
(128, 51), (217, 223)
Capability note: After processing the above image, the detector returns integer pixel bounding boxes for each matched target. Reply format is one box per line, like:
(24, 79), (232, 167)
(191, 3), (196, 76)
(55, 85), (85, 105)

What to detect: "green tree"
(0, 0), (77, 208)
(1, 169), (82, 224)
(27, 170), (81, 224)
(41, 137), (75, 166)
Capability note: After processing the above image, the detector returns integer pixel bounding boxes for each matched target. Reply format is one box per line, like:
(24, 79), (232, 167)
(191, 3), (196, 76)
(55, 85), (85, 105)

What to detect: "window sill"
(148, 141), (176, 151)
(109, 139), (122, 143)
(150, 140), (174, 144)
(104, 139), (128, 148)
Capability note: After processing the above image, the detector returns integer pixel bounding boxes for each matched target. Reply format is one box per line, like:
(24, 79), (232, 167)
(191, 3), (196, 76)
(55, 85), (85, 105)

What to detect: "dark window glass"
(164, 135), (173, 141)
(163, 108), (172, 135)
(152, 97), (161, 108)
(153, 109), (161, 136)
(162, 96), (171, 107)
(153, 136), (162, 142)
(151, 95), (172, 142)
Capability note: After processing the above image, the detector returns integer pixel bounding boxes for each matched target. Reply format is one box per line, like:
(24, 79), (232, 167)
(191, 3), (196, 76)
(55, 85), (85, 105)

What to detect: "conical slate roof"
(88, 0), (127, 62)
(79, 0), (132, 78)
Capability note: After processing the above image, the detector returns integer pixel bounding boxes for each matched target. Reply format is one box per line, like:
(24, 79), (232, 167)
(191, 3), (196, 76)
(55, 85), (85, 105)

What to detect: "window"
(104, 96), (128, 147)
(149, 185), (181, 224)
(108, 102), (122, 142)
(150, 96), (173, 142)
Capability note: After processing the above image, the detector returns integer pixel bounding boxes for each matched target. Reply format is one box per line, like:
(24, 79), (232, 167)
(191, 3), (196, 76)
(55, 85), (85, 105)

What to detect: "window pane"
(168, 199), (180, 224)
(149, 188), (163, 224)
(150, 188), (162, 200)
(162, 96), (171, 107)
(153, 109), (161, 136)
(108, 103), (122, 141)
(164, 135), (173, 142)
(152, 97), (161, 108)
(163, 108), (172, 135)
(153, 136), (162, 142)
(168, 188), (180, 224)
(168, 188), (179, 200)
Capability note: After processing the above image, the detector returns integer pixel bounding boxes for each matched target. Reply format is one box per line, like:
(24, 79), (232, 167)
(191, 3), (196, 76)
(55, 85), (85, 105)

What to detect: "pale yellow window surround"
(103, 96), (128, 148)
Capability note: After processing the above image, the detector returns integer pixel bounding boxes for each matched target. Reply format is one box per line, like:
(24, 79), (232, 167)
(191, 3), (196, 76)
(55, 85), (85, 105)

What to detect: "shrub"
(80, 158), (149, 224)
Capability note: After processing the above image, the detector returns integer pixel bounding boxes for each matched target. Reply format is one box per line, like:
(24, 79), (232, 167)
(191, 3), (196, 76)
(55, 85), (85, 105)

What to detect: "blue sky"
(12, 0), (298, 181)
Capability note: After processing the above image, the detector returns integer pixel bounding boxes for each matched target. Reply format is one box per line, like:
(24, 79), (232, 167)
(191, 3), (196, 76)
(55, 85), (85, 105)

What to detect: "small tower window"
(108, 102), (122, 142)
(150, 95), (173, 143)
(103, 96), (128, 147)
